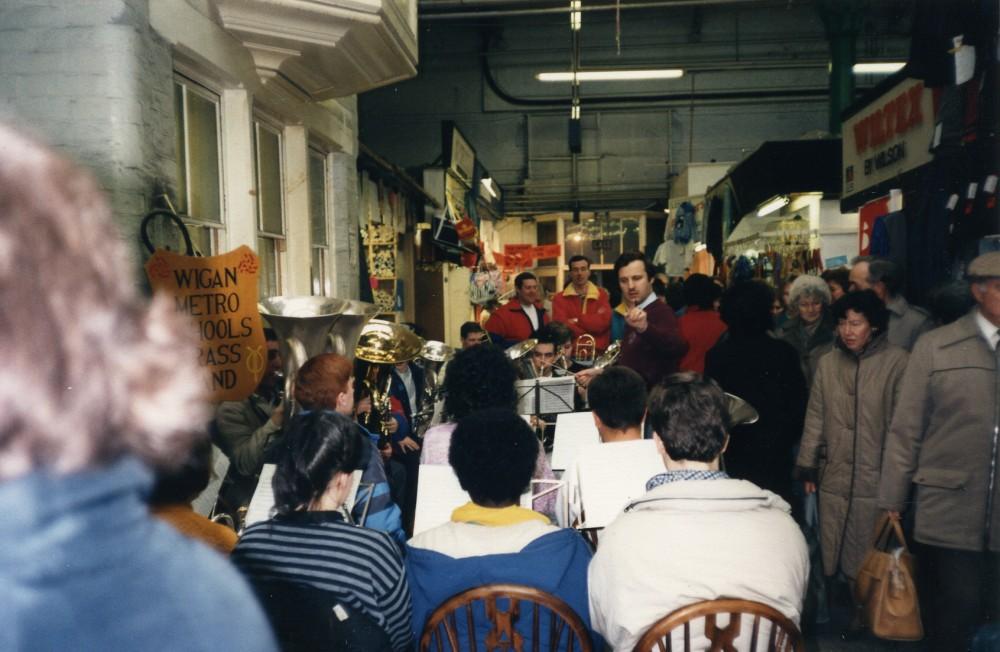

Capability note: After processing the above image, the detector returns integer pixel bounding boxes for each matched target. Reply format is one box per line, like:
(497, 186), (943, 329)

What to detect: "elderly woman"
(421, 344), (556, 514)
(778, 274), (836, 385)
(795, 291), (908, 612)
(0, 126), (275, 650)
(233, 411), (412, 651)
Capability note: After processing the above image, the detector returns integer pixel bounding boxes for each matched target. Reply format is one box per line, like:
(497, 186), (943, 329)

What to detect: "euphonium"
(355, 320), (425, 442)
(572, 334), (596, 366)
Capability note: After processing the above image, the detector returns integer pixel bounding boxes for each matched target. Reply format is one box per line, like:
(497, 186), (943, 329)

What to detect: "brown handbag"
(854, 514), (924, 641)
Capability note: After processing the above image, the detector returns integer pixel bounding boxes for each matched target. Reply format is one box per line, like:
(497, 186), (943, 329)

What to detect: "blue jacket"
(405, 529), (599, 649)
(355, 425), (406, 546)
(0, 458), (276, 652)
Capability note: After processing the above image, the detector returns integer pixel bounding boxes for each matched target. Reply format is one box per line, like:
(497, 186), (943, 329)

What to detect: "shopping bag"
(854, 514), (923, 641)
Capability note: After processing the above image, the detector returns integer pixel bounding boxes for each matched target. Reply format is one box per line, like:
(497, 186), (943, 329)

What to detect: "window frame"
(173, 73), (226, 255)
(308, 145), (331, 296)
(253, 115), (287, 298)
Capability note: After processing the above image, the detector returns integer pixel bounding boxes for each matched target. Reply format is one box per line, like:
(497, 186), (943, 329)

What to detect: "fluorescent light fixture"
(480, 177), (498, 199)
(536, 69), (684, 82)
(570, 0), (581, 31)
(756, 195), (790, 217)
(852, 62), (906, 74)
(570, 104), (581, 120)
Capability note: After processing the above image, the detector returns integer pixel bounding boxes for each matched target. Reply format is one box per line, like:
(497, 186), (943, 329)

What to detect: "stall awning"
(706, 139), (842, 221)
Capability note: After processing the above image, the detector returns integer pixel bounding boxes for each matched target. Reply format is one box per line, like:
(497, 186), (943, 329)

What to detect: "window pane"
(186, 91), (222, 224)
(258, 237), (279, 299)
(311, 247), (328, 296)
(173, 83), (188, 214)
(257, 125), (283, 235)
(622, 218), (640, 252)
(308, 153), (327, 246)
(186, 223), (216, 257)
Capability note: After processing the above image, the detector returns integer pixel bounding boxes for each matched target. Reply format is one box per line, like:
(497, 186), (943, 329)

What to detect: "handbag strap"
(872, 513), (910, 552)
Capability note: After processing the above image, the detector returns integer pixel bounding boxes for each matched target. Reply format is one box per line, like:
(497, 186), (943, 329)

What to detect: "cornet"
(572, 334), (596, 367)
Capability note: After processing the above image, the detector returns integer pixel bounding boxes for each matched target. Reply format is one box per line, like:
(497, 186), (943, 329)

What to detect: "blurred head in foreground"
(0, 124), (206, 482)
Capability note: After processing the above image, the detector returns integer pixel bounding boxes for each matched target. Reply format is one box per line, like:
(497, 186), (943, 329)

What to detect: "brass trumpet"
(572, 334), (596, 367)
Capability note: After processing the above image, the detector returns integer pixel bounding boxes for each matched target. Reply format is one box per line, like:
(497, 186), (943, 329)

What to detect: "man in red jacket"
(485, 271), (549, 347)
(552, 255), (612, 353)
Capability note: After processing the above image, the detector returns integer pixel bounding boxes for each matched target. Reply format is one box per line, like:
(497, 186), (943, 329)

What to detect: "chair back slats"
(419, 584), (593, 652)
(632, 599), (804, 652)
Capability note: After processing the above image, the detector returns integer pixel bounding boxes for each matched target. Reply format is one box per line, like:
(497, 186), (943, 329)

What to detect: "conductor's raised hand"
(625, 306), (648, 333)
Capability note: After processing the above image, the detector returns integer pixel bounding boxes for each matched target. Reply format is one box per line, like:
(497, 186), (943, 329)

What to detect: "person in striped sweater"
(232, 411), (412, 651)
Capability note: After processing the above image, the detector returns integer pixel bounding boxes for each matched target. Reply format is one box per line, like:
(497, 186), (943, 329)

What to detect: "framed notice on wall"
(144, 245), (267, 402)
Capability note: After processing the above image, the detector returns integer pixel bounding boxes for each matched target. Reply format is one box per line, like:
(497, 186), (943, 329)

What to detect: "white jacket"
(588, 478), (809, 651)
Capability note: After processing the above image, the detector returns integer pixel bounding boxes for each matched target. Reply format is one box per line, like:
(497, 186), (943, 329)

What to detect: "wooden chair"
(632, 599), (804, 652)
(419, 583), (593, 652)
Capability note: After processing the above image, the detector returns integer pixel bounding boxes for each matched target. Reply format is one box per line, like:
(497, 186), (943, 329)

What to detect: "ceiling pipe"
(421, 0), (765, 19)
(480, 49), (831, 108)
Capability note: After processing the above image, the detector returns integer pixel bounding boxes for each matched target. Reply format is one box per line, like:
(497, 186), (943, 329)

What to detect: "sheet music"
(575, 440), (665, 529)
(551, 411), (600, 471)
(245, 464), (277, 528)
(413, 465), (537, 536)
(514, 376), (576, 415)
(245, 466), (363, 528)
(192, 444), (230, 516)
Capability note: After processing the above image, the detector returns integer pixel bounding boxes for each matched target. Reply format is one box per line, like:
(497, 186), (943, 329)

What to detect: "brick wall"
(0, 0), (176, 276)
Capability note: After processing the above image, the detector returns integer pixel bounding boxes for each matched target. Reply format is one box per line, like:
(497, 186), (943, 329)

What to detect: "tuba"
(413, 340), (455, 432)
(355, 320), (425, 442)
(258, 296), (381, 415)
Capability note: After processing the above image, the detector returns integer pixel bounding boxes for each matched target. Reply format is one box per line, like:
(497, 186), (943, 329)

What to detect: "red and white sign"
(842, 78), (936, 203)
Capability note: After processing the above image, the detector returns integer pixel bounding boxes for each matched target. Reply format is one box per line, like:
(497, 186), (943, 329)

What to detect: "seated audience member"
(0, 125), (275, 650)
(233, 411), (412, 652)
(421, 345), (556, 514)
(676, 273), (726, 374)
(294, 353), (405, 545)
(589, 373), (808, 651)
(564, 367), (663, 528)
(149, 436), (238, 555)
(214, 327), (285, 517)
(407, 409), (597, 647)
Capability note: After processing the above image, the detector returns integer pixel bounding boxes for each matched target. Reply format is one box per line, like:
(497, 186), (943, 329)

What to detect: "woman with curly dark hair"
(705, 281), (808, 509)
(232, 411), (412, 651)
(407, 409), (596, 648)
(419, 344), (556, 514)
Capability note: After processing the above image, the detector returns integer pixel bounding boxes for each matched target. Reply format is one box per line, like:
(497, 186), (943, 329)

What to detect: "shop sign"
(145, 245), (267, 402)
(533, 244), (562, 259)
(502, 244), (535, 268)
(842, 78), (935, 201)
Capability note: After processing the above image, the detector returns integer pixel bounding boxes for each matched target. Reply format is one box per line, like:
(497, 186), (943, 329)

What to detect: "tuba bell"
(258, 296), (381, 416)
(355, 320), (425, 442)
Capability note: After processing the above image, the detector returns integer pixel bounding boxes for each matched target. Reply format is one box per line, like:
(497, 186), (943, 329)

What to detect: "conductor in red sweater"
(485, 271), (550, 347)
(551, 255), (612, 353)
(577, 252), (688, 390)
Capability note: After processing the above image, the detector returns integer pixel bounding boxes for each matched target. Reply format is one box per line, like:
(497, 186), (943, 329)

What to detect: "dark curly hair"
(272, 411), (364, 517)
(831, 289), (890, 335)
(647, 372), (729, 463)
(719, 280), (775, 337)
(443, 344), (518, 421)
(448, 408), (538, 506)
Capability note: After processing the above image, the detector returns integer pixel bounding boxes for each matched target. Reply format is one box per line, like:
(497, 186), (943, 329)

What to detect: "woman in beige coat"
(796, 291), (909, 593)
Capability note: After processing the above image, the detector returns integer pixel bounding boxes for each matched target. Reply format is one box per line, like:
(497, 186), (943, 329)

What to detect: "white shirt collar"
(974, 309), (1000, 350)
(637, 292), (658, 310)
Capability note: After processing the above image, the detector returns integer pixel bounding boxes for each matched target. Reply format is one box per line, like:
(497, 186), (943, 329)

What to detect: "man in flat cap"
(879, 251), (1000, 650)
